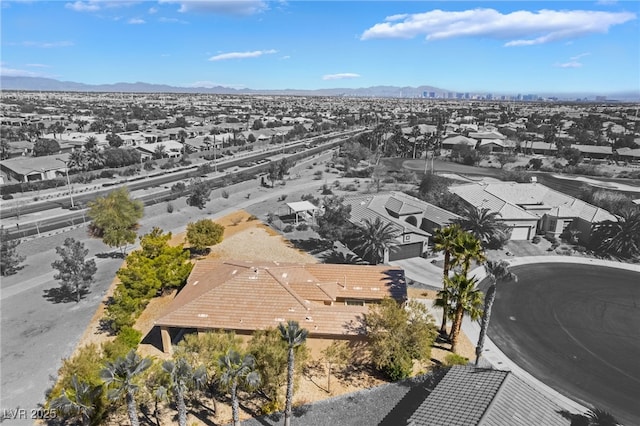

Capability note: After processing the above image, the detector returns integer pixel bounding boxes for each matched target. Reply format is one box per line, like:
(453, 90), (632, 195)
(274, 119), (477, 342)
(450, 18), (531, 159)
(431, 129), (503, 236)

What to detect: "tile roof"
(408, 366), (571, 426)
(155, 260), (407, 337)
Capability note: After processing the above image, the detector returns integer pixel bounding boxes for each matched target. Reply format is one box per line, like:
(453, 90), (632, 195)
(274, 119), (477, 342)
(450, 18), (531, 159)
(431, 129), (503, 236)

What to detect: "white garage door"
(510, 226), (531, 240)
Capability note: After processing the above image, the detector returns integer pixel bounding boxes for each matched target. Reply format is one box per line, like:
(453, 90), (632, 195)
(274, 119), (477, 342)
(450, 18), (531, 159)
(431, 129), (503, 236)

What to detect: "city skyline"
(1, 1), (639, 95)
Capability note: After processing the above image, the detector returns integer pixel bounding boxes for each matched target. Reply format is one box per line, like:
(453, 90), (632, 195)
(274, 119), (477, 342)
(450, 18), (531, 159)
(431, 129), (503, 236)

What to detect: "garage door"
(389, 242), (423, 261)
(510, 226), (531, 240)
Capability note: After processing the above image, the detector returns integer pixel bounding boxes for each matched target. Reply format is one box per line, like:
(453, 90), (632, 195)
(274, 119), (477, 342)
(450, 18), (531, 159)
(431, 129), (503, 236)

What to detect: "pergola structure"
(285, 200), (318, 225)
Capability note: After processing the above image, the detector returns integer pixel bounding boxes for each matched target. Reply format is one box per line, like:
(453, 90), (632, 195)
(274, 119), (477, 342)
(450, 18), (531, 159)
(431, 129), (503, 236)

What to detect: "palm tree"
(279, 320), (308, 426)
(585, 407), (622, 426)
(452, 231), (486, 276)
(161, 358), (207, 426)
(49, 375), (102, 426)
(100, 350), (152, 426)
(591, 208), (640, 260)
(433, 224), (463, 334)
(353, 217), (399, 264)
(475, 260), (518, 365)
(218, 350), (261, 426)
(453, 206), (505, 247)
(68, 150), (88, 172)
(439, 273), (484, 354)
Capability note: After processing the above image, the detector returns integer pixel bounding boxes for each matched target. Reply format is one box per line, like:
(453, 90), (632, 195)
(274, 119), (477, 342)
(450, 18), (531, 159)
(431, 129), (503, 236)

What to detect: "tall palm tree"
(452, 231), (487, 276)
(439, 273), (484, 354)
(591, 208), (640, 260)
(432, 224), (463, 334)
(162, 358), (207, 426)
(218, 350), (261, 426)
(475, 260), (518, 365)
(354, 217), (399, 264)
(585, 407), (622, 426)
(454, 206), (505, 247)
(279, 320), (308, 426)
(49, 375), (102, 426)
(68, 150), (88, 172)
(100, 350), (152, 426)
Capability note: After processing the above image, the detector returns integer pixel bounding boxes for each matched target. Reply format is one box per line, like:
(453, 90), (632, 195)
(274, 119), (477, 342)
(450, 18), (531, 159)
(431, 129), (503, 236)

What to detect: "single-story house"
(528, 141), (558, 155)
(479, 139), (516, 153)
(616, 147), (640, 163)
(154, 260), (407, 353)
(468, 130), (506, 140)
(408, 365), (573, 425)
(342, 191), (460, 262)
(136, 140), (184, 159)
(0, 153), (70, 183)
(449, 181), (615, 242)
(441, 135), (477, 150)
(570, 144), (613, 160)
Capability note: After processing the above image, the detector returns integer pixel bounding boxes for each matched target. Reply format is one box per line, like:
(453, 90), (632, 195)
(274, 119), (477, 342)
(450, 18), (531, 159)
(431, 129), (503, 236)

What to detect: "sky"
(1, 0), (639, 95)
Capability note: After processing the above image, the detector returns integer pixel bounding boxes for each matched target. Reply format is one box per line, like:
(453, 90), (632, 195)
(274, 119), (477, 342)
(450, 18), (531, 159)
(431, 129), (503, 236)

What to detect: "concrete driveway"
(389, 257), (444, 290)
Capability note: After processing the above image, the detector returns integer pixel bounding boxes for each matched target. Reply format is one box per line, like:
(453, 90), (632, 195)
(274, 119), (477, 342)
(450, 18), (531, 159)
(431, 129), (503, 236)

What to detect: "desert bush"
(443, 353), (469, 366)
(313, 170), (323, 180)
(221, 190), (229, 199)
(296, 223), (309, 231)
(247, 214), (259, 221)
(344, 184), (357, 191)
(166, 202), (174, 213)
(283, 225), (294, 232)
(531, 235), (541, 244)
(321, 184), (333, 195)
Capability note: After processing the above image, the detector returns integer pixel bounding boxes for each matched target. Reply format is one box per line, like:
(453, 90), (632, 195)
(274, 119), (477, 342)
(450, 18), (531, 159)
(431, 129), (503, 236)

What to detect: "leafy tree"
(321, 341), (351, 393)
(438, 273), (483, 354)
(218, 350), (261, 426)
(495, 152), (517, 169)
(248, 327), (308, 409)
(453, 206), (510, 249)
(51, 238), (98, 303)
(0, 228), (25, 276)
(186, 179), (210, 209)
(365, 298), (437, 380)
(161, 358), (207, 426)
(279, 320), (308, 426)
(353, 217), (399, 264)
(561, 147), (582, 166)
(475, 260), (518, 365)
(432, 224), (463, 334)
(106, 132), (124, 148)
(33, 138), (60, 156)
(175, 331), (242, 376)
(527, 158), (543, 170)
(100, 350), (152, 426)
(315, 196), (352, 243)
(591, 208), (640, 260)
(247, 133), (256, 143)
(87, 187), (143, 255)
(49, 375), (103, 426)
(252, 119), (264, 130)
(186, 219), (224, 253)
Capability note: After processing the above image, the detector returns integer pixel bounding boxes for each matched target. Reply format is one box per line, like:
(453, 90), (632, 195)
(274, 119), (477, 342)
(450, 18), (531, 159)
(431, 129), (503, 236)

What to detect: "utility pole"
(56, 158), (75, 208)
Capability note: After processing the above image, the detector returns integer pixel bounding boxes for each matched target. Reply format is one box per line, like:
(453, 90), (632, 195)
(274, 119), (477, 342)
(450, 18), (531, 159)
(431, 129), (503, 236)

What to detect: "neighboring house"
(570, 144), (613, 160)
(342, 191), (460, 262)
(136, 140), (184, 159)
(0, 153), (69, 183)
(6, 140), (34, 158)
(528, 142), (558, 155)
(116, 131), (147, 147)
(441, 135), (477, 150)
(408, 366), (572, 426)
(616, 147), (640, 163)
(468, 130), (506, 140)
(478, 138), (515, 153)
(154, 260), (408, 354)
(449, 181), (615, 242)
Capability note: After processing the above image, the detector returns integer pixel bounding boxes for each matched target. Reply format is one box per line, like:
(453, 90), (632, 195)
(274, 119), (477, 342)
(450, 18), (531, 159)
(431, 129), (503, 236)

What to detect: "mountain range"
(1, 76), (639, 101)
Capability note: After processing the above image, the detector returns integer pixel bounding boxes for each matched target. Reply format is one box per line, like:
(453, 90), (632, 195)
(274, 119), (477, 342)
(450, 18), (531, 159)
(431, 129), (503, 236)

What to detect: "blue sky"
(1, 1), (639, 94)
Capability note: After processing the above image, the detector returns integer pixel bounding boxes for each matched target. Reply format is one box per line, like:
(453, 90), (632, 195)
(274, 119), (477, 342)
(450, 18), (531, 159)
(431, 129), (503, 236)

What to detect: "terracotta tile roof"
(155, 260), (406, 337)
(408, 366), (570, 426)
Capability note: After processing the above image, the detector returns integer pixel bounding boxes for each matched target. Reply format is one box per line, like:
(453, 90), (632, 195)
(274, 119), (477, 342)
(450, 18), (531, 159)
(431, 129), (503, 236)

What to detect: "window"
(345, 299), (364, 306)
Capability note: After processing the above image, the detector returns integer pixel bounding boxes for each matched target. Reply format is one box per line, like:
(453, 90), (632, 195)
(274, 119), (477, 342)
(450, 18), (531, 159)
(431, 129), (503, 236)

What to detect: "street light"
(56, 158), (75, 208)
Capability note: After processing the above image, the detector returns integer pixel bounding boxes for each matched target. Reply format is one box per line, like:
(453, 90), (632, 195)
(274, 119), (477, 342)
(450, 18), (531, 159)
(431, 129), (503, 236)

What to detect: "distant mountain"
(0, 76), (447, 98)
(1, 76), (638, 101)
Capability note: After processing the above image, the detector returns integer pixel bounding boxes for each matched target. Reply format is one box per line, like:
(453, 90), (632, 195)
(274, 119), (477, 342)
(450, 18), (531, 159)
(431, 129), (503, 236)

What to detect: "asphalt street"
(487, 263), (640, 426)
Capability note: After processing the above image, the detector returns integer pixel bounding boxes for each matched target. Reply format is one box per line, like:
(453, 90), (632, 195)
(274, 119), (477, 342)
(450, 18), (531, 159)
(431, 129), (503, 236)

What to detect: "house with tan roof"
(449, 181), (615, 242)
(342, 191), (460, 262)
(154, 260), (407, 353)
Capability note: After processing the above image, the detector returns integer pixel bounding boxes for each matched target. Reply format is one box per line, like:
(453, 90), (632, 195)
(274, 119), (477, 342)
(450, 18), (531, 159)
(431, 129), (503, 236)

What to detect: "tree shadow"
(185, 247), (211, 259)
(95, 251), (126, 259)
(288, 238), (333, 255)
(320, 250), (366, 265)
(42, 285), (89, 303)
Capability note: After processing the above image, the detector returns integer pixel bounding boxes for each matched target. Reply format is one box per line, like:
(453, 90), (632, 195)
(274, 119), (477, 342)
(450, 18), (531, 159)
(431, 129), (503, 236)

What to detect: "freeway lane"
(487, 263), (640, 426)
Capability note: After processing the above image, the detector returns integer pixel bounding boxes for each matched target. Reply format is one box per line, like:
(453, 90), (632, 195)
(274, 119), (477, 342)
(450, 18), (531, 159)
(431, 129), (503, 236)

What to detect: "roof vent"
(282, 273), (288, 279)
(288, 307), (295, 312)
(372, 287), (380, 291)
(192, 280), (199, 286)
(305, 316), (313, 322)
(275, 317), (285, 322)
(232, 270), (237, 275)
(197, 313), (208, 318)
(354, 286), (362, 290)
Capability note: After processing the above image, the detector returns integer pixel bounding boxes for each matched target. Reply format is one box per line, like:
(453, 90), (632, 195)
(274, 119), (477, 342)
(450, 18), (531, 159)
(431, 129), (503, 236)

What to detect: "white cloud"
(361, 8), (636, 46)
(11, 41), (74, 48)
(209, 49), (277, 61)
(65, 1), (138, 12)
(570, 52), (591, 60)
(158, 16), (188, 23)
(281, 55), (290, 60)
(159, 1), (268, 16)
(25, 63), (51, 68)
(322, 73), (361, 81)
(555, 52), (591, 68)
(128, 18), (145, 24)
(148, 6), (158, 13)
(0, 66), (49, 78)
(596, 0), (618, 5)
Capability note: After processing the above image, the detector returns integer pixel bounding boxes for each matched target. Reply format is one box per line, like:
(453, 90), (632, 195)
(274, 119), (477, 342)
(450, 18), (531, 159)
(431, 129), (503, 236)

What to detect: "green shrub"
(166, 202), (174, 213)
(531, 235), (541, 244)
(383, 355), (413, 381)
(221, 190), (229, 199)
(115, 326), (142, 348)
(283, 225), (294, 232)
(443, 353), (469, 366)
(296, 223), (309, 231)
